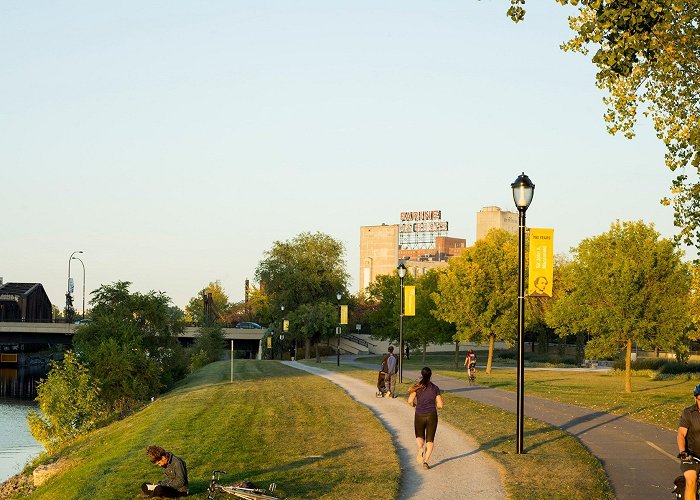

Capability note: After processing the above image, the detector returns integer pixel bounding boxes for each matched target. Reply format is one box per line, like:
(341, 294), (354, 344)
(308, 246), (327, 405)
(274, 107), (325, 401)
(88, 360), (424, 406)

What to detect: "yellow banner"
(266, 336), (272, 348)
(283, 319), (289, 332)
(340, 305), (348, 325)
(404, 286), (416, 316)
(528, 228), (554, 297)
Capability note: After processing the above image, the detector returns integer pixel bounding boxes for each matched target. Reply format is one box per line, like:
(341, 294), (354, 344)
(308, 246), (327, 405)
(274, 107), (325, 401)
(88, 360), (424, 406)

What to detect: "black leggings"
(414, 412), (438, 442)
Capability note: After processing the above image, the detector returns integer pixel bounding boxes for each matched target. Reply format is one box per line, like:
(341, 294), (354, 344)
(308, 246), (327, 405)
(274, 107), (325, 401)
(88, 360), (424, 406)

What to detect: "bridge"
(0, 323), (267, 359)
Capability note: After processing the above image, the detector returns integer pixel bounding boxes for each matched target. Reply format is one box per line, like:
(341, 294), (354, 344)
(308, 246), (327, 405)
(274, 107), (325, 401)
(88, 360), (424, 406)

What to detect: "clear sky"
(1, 1), (681, 310)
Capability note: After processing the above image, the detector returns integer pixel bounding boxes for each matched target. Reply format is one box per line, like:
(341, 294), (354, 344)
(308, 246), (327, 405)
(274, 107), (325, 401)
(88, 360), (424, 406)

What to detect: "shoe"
(391, 393), (397, 398)
(416, 448), (424, 463)
(385, 391), (391, 398)
(422, 462), (430, 470)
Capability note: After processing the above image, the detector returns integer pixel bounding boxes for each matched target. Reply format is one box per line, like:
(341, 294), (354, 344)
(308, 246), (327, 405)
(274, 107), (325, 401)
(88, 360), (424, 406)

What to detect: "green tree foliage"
(255, 232), (350, 358)
(549, 221), (691, 392)
(72, 281), (188, 410)
(26, 351), (104, 453)
(364, 273), (406, 341)
(190, 321), (225, 372)
(184, 280), (231, 324)
(255, 232), (350, 311)
(290, 301), (338, 361)
(512, 1), (700, 248)
(434, 230), (518, 373)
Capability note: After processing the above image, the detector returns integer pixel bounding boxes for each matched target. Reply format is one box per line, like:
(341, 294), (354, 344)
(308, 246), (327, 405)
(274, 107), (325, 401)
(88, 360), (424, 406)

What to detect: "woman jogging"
(407, 367), (443, 470)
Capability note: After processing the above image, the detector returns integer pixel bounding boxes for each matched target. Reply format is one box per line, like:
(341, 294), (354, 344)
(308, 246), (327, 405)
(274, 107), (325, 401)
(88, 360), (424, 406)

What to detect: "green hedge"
(611, 358), (700, 374)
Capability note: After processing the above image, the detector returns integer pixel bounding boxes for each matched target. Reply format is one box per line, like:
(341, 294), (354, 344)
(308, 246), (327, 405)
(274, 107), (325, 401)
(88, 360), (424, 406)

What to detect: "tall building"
(359, 224), (399, 291)
(476, 206), (518, 241)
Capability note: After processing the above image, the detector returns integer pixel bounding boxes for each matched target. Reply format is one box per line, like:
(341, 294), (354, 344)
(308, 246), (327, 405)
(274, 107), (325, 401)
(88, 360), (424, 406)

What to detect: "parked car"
(74, 318), (93, 325)
(235, 322), (263, 329)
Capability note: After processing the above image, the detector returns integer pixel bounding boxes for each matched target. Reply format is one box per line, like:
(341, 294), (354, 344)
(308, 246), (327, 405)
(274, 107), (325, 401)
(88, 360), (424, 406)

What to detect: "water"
(0, 367), (45, 483)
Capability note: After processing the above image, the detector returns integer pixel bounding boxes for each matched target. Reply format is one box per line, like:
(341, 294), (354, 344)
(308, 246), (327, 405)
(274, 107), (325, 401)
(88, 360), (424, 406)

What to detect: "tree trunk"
(575, 332), (585, 365)
(625, 339), (632, 393)
(422, 340), (427, 363)
(654, 346), (659, 358)
(486, 334), (494, 374)
(305, 337), (310, 360)
(315, 339), (320, 363)
(454, 341), (460, 370)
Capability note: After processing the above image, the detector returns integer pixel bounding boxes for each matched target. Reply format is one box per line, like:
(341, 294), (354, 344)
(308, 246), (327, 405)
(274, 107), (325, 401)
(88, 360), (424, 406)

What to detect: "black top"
(679, 404), (700, 454)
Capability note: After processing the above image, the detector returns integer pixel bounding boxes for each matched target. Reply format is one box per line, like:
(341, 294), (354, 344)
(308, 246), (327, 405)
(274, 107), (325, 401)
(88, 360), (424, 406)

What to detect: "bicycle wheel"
(220, 485), (278, 499)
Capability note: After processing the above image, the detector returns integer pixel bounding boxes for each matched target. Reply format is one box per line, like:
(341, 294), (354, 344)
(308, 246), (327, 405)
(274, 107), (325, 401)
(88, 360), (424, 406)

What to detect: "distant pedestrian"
(381, 346), (398, 397)
(405, 344), (410, 359)
(677, 384), (700, 499)
(408, 367), (443, 470)
(140, 445), (189, 498)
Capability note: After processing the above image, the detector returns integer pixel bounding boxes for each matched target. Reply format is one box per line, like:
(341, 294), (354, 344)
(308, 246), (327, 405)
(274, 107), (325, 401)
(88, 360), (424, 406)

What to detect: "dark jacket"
(159, 453), (188, 493)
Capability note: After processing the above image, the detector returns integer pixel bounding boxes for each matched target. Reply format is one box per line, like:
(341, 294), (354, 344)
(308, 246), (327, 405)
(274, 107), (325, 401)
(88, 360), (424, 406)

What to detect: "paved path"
(283, 361), (505, 500)
(351, 357), (680, 500)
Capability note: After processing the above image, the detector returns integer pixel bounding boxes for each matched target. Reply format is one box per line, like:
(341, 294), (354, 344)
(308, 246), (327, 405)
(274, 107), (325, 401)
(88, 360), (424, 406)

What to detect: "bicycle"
(207, 470), (278, 500)
(467, 363), (477, 385)
(673, 452), (700, 499)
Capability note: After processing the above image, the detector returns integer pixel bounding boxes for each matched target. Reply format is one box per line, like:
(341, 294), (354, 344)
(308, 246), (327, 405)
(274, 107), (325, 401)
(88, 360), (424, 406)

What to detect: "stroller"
(376, 370), (387, 397)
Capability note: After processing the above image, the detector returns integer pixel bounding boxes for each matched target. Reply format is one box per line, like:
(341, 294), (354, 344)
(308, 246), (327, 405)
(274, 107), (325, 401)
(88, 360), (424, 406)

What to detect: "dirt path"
(283, 361), (505, 499)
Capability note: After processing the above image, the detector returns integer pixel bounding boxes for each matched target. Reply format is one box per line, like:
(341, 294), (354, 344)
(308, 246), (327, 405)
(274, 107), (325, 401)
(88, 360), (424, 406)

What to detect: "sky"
(1, 1), (682, 310)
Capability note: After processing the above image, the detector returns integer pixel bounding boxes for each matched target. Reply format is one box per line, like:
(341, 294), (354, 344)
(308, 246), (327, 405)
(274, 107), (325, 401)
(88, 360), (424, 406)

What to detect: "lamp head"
(397, 261), (407, 279)
(511, 172), (535, 211)
(280, 305), (285, 312)
(336, 292), (342, 301)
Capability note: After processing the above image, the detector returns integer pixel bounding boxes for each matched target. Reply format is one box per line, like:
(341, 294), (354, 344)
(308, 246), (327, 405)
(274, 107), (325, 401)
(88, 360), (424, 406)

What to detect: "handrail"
(343, 334), (376, 349)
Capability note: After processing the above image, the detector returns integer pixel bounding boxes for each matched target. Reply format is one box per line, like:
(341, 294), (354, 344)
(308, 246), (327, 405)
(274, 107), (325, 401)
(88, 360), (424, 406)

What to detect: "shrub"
(26, 352), (105, 453)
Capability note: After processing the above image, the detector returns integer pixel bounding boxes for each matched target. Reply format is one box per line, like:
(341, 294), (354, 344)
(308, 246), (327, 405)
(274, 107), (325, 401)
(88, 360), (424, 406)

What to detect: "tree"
(184, 280), (231, 324)
(190, 321), (225, 372)
(550, 220), (691, 392)
(255, 232), (350, 358)
(433, 230), (519, 373)
(290, 301), (337, 361)
(511, 1), (700, 248)
(26, 351), (104, 452)
(255, 232), (350, 311)
(410, 270), (456, 362)
(72, 281), (187, 410)
(364, 273), (406, 342)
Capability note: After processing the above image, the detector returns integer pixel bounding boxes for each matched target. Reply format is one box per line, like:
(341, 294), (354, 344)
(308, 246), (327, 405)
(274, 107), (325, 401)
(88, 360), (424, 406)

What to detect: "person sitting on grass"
(140, 445), (189, 498)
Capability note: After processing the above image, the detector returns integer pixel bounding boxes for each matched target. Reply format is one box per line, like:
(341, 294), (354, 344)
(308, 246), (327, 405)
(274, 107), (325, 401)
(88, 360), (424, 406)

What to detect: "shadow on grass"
(188, 446), (360, 496)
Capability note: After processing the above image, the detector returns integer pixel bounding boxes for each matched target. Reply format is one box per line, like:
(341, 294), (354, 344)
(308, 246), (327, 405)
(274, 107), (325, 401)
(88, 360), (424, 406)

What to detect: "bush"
(496, 350), (578, 366)
(610, 358), (700, 375)
(26, 352), (105, 453)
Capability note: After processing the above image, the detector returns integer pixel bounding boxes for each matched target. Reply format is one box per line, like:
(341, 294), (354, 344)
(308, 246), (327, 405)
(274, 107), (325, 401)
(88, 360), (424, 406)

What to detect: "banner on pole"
(404, 286), (416, 316)
(340, 305), (348, 325)
(283, 319), (289, 332)
(266, 336), (272, 348)
(528, 228), (554, 297)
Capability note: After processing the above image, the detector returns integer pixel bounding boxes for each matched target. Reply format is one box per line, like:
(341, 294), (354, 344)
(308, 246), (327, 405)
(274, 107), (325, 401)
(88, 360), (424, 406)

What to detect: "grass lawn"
(392, 351), (698, 430)
(22, 360), (399, 499)
(306, 359), (613, 500)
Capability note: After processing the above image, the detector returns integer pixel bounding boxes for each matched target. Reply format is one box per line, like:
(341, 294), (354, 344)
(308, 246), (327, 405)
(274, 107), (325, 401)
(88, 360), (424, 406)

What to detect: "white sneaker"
(385, 391), (391, 398)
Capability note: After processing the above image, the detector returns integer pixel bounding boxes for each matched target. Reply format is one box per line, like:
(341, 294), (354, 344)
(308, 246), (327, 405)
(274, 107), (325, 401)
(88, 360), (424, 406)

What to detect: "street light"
(71, 256), (86, 320)
(336, 292), (342, 366)
(280, 305), (285, 360)
(511, 172), (535, 455)
(397, 261), (407, 383)
(66, 250), (83, 323)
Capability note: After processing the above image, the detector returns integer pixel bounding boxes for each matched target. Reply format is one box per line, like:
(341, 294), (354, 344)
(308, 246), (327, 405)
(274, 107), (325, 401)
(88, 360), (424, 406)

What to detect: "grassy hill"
(19, 360), (399, 499)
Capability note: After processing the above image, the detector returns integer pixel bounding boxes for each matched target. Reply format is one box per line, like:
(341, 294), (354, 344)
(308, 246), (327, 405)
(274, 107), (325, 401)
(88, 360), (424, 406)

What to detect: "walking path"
(350, 357), (680, 500)
(283, 361), (505, 500)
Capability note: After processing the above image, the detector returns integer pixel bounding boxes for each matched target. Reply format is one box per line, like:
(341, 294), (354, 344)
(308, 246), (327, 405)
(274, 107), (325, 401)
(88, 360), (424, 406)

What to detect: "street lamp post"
(511, 172), (535, 455)
(280, 305), (285, 361)
(66, 250), (83, 323)
(397, 261), (407, 383)
(71, 256), (86, 320)
(336, 292), (342, 366)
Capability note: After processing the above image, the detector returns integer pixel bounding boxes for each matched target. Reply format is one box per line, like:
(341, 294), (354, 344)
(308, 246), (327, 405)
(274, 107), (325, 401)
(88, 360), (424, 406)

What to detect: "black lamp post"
(336, 292), (342, 366)
(66, 250), (83, 323)
(72, 256), (86, 320)
(397, 261), (407, 383)
(280, 305), (285, 360)
(511, 172), (535, 454)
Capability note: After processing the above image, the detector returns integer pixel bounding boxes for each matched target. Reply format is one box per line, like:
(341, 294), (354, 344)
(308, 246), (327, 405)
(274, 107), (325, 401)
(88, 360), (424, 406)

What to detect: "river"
(0, 367), (45, 483)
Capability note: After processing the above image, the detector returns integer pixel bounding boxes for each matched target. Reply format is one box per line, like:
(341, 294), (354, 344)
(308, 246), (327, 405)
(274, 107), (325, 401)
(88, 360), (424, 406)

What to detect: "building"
(0, 283), (53, 322)
(476, 206), (518, 241)
(359, 224), (399, 291)
(359, 224), (466, 291)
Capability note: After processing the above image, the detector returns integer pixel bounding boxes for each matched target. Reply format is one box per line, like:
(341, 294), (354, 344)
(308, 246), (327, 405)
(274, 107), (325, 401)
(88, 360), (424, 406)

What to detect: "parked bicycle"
(207, 470), (278, 500)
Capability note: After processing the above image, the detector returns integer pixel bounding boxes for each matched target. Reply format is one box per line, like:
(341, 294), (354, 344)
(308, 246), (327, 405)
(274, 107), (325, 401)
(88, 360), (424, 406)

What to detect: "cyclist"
(677, 384), (700, 500)
(464, 350), (477, 380)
